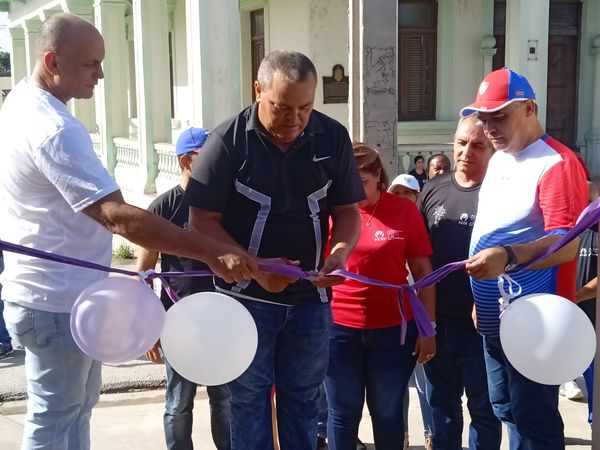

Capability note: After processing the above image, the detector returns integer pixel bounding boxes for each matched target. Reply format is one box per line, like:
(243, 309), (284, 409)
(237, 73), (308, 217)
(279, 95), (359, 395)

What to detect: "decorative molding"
(397, 120), (457, 136)
(239, 0), (267, 12)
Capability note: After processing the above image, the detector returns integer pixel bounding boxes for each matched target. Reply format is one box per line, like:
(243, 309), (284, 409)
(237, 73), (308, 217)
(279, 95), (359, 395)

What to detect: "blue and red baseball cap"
(175, 127), (210, 156)
(459, 68), (536, 117)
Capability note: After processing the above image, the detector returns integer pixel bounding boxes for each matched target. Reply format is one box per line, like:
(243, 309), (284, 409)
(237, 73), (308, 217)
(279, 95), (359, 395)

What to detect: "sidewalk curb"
(0, 387), (209, 416)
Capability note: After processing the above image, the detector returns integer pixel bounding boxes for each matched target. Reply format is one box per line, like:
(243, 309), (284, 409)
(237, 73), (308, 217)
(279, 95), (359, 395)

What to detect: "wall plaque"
(322, 64), (349, 104)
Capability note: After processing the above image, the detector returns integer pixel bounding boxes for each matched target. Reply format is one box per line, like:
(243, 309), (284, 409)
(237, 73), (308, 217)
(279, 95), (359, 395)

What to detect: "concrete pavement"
(0, 347), (166, 403)
(0, 352), (593, 449)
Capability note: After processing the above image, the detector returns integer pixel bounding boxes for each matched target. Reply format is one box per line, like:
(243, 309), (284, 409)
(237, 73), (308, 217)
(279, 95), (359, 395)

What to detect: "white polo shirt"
(0, 79), (119, 313)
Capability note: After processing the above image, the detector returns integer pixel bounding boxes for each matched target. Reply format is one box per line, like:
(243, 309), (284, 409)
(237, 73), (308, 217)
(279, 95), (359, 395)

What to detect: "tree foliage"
(0, 51), (10, 73)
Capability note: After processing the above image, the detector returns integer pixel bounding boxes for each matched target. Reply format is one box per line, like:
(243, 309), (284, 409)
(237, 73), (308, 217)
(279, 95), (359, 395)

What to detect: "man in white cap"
(463, 68), (588, 449)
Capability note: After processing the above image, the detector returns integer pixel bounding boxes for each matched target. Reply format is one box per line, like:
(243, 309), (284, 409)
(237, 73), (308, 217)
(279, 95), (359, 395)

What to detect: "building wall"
(398, 0), (487, 152)
(578, 0), (600, 153)
(247, 0), (350, 129)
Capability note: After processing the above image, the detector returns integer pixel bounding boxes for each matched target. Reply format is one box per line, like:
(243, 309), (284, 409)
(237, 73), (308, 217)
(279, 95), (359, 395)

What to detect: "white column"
(63, 4), (97, 131)
(436, 0), (455, 120)
(481, 35), (497, 79)
(133, 0), (171, 193)
(585, 36), (600, 177)
(22, 18), (40, 76)
(8, 27), (26, 86)
(185, 0), (241, 127)
(504, 0), (550, 127)
(94, 0), (129, 175)
(348, 0), (398, 174)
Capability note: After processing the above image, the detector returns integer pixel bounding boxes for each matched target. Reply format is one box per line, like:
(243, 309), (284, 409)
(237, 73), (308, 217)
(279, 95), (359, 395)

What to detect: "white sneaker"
(560, 381), (583, 400)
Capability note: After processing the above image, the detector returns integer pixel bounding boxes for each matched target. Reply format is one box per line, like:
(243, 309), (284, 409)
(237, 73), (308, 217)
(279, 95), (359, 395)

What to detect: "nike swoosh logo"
(313, 155), (332, 162)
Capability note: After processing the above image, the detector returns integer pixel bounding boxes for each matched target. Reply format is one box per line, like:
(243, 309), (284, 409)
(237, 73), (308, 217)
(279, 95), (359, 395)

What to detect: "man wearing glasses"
(463, 68), (588, 449)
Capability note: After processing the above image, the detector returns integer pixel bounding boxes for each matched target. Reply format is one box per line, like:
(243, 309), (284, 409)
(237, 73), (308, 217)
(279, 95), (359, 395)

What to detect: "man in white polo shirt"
(0, 13), (258, 450)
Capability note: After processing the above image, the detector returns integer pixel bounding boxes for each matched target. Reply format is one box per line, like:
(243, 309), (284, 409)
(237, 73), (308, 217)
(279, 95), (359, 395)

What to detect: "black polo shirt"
(185, 103), (364, 305)
(148, 185), (215, 311)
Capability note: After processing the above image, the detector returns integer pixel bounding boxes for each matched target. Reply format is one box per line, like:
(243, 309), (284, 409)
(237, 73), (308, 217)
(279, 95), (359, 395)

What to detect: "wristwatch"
(502, 245), (519, 272)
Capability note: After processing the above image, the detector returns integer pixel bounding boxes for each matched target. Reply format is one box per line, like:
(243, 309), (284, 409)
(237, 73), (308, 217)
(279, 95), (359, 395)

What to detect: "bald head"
(33, 12), (104, 104)
(36, 13), (100, 61)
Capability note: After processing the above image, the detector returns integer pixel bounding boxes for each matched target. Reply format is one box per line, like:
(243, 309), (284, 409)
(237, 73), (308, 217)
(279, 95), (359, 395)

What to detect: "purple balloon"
(70, 277), (166, 363)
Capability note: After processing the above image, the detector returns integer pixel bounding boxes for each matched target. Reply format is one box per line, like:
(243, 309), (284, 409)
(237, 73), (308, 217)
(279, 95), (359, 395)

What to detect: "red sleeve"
(538, 138), (588, 232)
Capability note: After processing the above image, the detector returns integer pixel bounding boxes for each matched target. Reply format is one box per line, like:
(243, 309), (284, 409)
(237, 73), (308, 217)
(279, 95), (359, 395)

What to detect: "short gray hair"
(257, 50), (317, 90)
(36, 13), (95, 59)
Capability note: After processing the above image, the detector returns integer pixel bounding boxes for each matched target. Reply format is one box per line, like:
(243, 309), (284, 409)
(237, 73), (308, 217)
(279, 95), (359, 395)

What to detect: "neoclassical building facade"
(2, 0), (600, 199)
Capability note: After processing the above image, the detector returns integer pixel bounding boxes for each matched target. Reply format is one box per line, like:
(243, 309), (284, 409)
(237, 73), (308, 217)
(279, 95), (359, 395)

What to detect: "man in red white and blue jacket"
(463, 68), (588, 450)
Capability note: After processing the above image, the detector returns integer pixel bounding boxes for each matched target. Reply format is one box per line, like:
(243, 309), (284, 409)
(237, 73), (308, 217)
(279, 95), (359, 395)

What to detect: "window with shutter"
(398, 0), (437, 121)
(251, 9), (265, 102)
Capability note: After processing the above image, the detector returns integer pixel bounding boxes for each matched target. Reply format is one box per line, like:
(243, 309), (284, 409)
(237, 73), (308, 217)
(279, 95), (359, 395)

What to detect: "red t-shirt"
(332, 191), (433, 329)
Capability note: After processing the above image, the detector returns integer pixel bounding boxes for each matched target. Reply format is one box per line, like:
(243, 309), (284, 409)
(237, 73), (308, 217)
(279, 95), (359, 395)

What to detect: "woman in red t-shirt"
(324, 143), (435, 450)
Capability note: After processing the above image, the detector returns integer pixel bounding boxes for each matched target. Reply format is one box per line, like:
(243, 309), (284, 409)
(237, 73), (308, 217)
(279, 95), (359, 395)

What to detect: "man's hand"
(414, 336), (436, 365)
(465, 247), (508, 280)
(146, 340), (164, 364)
(255, 258), (299, 293)
(206, 244), (259, 284)
(311, 250), (348, 288)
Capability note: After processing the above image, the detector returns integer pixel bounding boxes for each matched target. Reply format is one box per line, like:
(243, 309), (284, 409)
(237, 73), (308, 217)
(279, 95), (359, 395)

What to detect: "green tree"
(0, 51), (10, 73)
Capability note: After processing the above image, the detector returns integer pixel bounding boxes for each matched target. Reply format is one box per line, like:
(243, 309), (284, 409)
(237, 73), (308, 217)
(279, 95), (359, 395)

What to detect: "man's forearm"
(329, 204), (361, 258)
(512, 234), (580, 270)
(576, 277), (598, 303)
(85, 191), (230, 263)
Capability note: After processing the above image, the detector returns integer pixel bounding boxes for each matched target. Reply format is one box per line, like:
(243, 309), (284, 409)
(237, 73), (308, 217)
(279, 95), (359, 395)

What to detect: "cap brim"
(459, 98), (531, 117)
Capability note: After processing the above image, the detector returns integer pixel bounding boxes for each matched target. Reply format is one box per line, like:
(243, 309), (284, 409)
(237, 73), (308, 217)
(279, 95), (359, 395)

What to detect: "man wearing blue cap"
(464, 68), (588, 448)
(137, 127), (231, 450)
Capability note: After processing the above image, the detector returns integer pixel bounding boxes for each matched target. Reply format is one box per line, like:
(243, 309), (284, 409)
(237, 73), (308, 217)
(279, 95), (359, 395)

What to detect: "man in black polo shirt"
(185, 51), (363, 449)
(418, 116), (501, 449)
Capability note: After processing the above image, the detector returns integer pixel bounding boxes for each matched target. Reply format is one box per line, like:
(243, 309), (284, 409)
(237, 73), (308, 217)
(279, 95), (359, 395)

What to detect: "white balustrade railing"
(396, 147), (454, 174)
(155, 143), (179, 188)
(113, 137), (140, 168)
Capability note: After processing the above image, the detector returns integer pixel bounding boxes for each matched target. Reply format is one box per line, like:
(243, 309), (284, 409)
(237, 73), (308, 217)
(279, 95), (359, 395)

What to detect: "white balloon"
(160, 292), (258, 386)
(71, 277), (166, 364)
(500, 293), (596, 385)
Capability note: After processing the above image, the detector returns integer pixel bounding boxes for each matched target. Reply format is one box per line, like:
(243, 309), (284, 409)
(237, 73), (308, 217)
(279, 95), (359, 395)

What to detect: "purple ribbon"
(1, 196), (599, 345)
(508, 197), (600, 272)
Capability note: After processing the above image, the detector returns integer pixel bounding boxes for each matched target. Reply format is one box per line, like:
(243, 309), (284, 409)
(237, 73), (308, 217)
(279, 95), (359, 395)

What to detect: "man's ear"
(43, 51), (59, 76)
(254, 80), (261, 101)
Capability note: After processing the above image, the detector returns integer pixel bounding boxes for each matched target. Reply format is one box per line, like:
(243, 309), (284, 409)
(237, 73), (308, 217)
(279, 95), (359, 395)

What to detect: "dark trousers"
(424, 324), (501, 450)
(483, 336), (564, 450)
(325, 321), (417, 450)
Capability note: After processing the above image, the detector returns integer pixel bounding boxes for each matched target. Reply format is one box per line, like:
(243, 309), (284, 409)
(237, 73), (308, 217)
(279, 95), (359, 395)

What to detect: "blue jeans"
(0, 300), (12, 344)
(325, 321), (418, 450)
(424, 324), (501, 450)
(164, 361), (231, 450)
(4, 302), (102, 450)
(583, 361), (594, 424)
(403, 364), (433, 437)
(228, 299), (331, 450)
(317, 383), (328, 439)
(483, 336), (564, 450)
